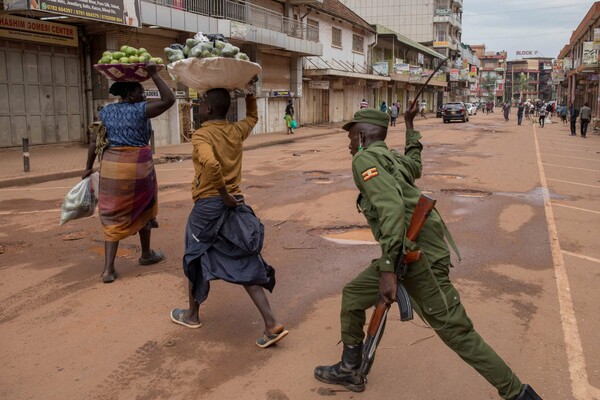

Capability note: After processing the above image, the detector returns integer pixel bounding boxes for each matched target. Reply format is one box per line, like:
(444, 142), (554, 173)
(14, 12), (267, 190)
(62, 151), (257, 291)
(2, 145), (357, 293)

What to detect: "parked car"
(436, 103), (445, 118)
(442, 102), (469, 123)
(465, 103), (477, 115)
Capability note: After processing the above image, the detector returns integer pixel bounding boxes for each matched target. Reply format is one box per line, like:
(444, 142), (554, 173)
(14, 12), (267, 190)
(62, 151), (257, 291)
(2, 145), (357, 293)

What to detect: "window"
(352, 34), (364, 53)
(332, 27), (342, 47)
(307, 19), (319, 42)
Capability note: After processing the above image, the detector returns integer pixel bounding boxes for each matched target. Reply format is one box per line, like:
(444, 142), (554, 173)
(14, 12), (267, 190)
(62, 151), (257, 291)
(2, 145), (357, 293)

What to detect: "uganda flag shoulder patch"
(361, 166), (378, 182)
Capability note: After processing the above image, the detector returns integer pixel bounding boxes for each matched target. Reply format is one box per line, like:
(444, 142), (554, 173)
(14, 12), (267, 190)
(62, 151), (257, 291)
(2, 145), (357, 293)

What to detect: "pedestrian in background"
(517, 102), (524, 126)
(284, 99), (295, 135)
(569, 102), (579, 136)
(580, 102), (591, 138)
(359, 98), (369, 109)
(503, 101), (510, 122)
(82, 61), (175, 283)
(380, 101), (387, 113)
(560, 103), (567, 123)
(420, 99), (427, 118)
(389, 102), (399, 126)
(538, 104), (546, 128)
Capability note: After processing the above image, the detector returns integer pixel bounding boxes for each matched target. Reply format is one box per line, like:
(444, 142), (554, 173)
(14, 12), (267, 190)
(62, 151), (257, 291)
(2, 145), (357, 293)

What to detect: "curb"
(0, 129), (342, 189)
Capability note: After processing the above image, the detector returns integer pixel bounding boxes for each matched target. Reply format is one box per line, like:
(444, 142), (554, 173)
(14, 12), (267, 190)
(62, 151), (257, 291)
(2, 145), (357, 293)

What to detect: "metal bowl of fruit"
(93, 63), (164, 82)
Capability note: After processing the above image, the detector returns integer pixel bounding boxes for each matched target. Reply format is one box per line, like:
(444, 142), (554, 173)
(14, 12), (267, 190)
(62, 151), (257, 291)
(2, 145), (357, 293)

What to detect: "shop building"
(555, 2), (599, 117)
(505, 57), (554, 104)
(0, 0), (323, 148)
(471, 45), (506, 105)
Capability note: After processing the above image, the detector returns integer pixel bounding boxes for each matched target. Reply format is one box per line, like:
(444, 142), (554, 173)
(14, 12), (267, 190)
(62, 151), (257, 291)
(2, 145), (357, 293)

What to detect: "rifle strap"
(438, 211), (462, 262)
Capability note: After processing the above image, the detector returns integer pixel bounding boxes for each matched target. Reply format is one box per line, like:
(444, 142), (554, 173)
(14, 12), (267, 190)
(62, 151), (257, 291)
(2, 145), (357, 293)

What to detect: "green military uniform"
(340, 128), (523, 399)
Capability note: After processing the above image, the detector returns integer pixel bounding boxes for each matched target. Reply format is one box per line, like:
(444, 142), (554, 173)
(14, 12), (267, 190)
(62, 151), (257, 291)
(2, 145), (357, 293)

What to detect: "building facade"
(471, 45), (506, 105)
(0, 0), (323, 148)
(506, 57), (554, 104)
(338, 0), (462, 60)
(555, 2), (599, 117)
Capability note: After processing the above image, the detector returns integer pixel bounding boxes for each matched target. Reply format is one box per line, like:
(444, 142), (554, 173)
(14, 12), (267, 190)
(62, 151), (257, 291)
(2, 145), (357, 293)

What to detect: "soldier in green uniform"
(314, 101), (542, 400)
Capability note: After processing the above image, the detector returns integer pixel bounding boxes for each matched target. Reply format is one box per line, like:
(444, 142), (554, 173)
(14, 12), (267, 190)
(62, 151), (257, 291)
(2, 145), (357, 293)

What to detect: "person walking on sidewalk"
(170, 87), (288, 348)
(503, 101), (510, 122)
(580, 102), (591, 138)
(538, 105), (546, 128)
(82, 61), (175, 283)
(284, 99), (295, 135)
(569, 102), (579, 136)
(313, 101), (542, 400)
(389, 102), (399, 126)
(517, 102), (524, 126)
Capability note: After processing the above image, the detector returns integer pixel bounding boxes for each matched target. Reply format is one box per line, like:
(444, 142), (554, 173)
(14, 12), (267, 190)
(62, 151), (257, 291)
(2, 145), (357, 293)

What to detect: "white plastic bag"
(167, 57), (262, 94)
(60, 172), (99, 225)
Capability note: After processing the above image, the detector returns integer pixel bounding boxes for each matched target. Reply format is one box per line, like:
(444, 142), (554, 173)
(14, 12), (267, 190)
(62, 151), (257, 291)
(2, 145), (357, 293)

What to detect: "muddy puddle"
(317, 226), (377, 245)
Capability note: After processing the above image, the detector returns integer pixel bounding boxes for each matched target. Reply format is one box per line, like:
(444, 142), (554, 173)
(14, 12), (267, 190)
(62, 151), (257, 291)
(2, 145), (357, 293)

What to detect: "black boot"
(514, 384), (542, 400)
(314, 343), (365, 392)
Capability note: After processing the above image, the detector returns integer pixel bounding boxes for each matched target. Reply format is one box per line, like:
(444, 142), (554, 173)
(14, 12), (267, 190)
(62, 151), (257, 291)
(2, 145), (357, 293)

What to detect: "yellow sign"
(433, 41), (449, 48)
(189, 88), (198, 99)
(0, 15), (78, 47)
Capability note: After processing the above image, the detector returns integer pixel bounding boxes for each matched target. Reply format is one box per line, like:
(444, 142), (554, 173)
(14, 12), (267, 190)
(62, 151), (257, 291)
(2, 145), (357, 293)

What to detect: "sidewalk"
(0, 124), (345, 188)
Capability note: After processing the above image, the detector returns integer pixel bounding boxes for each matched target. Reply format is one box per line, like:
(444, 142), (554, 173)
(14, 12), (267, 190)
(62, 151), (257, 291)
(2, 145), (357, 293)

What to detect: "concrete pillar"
(290, 55), (302, 98)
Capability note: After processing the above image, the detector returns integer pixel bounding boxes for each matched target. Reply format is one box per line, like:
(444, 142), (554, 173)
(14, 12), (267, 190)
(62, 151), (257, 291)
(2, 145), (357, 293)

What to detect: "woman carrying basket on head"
(82, 61), (175, 283)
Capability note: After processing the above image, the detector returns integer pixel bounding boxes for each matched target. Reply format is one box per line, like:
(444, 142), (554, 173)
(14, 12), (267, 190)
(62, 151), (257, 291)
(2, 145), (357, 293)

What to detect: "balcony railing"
(143, 0), (319, 42)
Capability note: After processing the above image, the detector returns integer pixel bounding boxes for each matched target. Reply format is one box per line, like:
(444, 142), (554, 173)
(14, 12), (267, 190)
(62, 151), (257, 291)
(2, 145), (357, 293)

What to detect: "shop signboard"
(309, 80), (330, 90)
(449, 68), (459, 81)
(29, 0), (142, 27)
(594, 28), (600, 50)
(0, 14), (78, 46)
(469, 66), (477, 77)
(270, 90), (291, 97)
(582, 42), (598, 67)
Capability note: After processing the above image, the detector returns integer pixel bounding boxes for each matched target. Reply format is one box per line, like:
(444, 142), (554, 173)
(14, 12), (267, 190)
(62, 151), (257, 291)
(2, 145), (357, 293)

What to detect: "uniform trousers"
(340, 256), (523, 399)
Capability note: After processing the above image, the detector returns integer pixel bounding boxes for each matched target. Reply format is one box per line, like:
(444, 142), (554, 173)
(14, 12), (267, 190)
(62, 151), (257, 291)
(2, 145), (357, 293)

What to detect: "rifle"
(359, 194), (437, 380)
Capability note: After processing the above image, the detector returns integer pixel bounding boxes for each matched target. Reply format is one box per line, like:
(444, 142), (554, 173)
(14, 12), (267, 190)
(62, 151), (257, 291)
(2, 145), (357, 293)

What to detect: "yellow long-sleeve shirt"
(191, 96), (258, 202)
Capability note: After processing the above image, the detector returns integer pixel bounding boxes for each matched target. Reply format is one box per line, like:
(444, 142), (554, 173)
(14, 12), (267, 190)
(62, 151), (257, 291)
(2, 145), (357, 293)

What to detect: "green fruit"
(100, 56), (112, 64)
(103, 51), (112, 57)
(125, 47), (137, 57)
(137, 47), (147, 55)
(140, 52), (152, 61)
(110, 59), (120, 64)
(112, 51), (124, 60)
(119, 57), (130, 63)
(129, 55), (140, 63)
(120, 45), (128, 53)
(152, 57), (164, 64)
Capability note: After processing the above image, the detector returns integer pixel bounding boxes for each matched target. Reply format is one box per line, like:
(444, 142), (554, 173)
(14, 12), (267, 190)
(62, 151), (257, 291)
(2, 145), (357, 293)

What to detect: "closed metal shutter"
(0, 39), (84, 147)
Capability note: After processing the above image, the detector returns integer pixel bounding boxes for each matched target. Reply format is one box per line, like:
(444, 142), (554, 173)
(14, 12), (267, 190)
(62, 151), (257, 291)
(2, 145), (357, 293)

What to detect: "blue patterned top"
(99, 101), (150, 147)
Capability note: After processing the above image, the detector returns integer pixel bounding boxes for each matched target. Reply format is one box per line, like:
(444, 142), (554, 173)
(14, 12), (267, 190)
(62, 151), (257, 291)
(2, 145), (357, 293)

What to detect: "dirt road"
(1, 111), (598, 399)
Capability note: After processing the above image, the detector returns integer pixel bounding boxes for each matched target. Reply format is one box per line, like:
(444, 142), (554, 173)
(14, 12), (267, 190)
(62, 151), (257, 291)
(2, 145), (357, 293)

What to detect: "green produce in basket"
(99, 55), (112, 64)
(103, 51), (112, 57)
(152, 57), (164, 64)
(140, 52), (152, 62)
(129, 55), (140, 63)
(119, 57), (130, 63)
(136, 47), (147, 56)
(112, 51), (125, 60)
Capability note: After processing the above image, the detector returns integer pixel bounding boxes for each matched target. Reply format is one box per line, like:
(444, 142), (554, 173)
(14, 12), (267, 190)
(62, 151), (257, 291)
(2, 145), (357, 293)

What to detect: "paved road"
(0, 111), (598, 399)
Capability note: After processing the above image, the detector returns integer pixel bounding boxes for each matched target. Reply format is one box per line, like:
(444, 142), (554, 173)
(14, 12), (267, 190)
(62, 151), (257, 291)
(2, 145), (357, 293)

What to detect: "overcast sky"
(461, 0), (597, 60)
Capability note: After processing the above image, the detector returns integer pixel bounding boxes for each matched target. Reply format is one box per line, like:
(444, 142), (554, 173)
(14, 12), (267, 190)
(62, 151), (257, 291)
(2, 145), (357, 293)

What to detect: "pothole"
(428, 173), (463, 180)
(303, 170), (330, 177)
(441, 188), (492, 197)
(311, 226), (377, 245)
(245, 184), (274, 189)
(306, 177), (333, 184)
